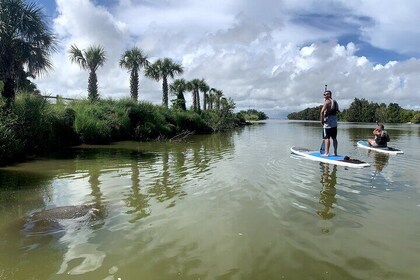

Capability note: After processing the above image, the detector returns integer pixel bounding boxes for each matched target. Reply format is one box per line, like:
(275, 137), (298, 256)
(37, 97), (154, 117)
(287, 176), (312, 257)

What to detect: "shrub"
(127, 102), (172, 140)
(13, 93), (54, 152)
(411, 113), (420, 124)
(0, 112), (24, 164)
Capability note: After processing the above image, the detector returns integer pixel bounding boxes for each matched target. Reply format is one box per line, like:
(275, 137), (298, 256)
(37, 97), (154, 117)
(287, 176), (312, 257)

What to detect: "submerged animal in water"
(23, 205), (102, 235)
(30, 205), (100, 221)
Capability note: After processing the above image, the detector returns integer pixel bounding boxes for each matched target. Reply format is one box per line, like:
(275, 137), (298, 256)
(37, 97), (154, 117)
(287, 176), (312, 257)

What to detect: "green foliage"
(68, 45), (106, 100)
(288, 98), (418, 123)
(0, 111), (23, 164)
(200, 110), (241, 133)
(47, 100), (79, 147)
(127, 101), (172, 140)
(0, 0), (56, 104)
(0, 95), (246, 166)
(12, 93), (55, 151)
(385, 103), (402, 123)
(400, 109), (415, 123)
(343, 98), (378, 122)
(0, 92), (78, 165)
(239, 109), (269, 121)
(411, 113), (420, 124)
(163, 109), (208, 134)
(145, 58), (184, 108)
(72, 99), (131, 144)
(288, 106), (322, 121)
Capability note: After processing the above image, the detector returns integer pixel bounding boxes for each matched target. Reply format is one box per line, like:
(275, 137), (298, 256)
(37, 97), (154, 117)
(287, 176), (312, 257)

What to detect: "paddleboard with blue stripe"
(290, 146), (370, 168)
(357, 140), (403, 155)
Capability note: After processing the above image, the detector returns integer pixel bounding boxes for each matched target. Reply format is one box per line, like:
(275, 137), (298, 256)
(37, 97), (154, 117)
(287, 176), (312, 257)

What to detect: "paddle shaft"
(320, 85), (327, 153)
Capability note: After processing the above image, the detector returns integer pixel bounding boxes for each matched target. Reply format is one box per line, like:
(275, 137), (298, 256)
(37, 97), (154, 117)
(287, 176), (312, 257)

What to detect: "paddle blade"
(320, 139), (325, 154)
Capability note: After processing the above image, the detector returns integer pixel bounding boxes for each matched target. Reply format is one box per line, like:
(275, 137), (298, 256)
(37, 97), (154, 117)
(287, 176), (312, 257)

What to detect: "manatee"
(29, 205), (99, 221)
(22, 205), (103, 236)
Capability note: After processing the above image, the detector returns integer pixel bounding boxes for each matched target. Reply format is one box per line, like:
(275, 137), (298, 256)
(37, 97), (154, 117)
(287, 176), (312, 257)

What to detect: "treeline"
(237, 109), (268, 121)
(287, 98), (420, 123)
(0, 93), (246, 166)
(0, 0), (233, 112)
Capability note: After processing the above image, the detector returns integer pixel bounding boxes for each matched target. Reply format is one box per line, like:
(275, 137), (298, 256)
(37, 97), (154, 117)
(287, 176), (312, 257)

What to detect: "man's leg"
(333, 139), (338, 156)
(323, 138), (330, 156)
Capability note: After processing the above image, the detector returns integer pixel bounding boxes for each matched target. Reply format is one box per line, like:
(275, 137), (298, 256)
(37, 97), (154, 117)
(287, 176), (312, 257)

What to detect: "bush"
(163, 109), (209, 134)
(127, 102), (172, 140)
(0, 112), (24, 165)
(411, 113), (420, 124)
(72, 99), (132, 144)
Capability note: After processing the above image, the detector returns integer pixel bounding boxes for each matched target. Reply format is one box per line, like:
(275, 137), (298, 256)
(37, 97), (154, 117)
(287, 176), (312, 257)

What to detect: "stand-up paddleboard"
(357, 140), (404, 155)
(290, 146), (370, 168)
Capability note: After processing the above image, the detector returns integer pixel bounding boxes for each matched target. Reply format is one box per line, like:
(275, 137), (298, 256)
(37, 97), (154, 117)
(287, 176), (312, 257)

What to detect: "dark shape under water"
(22, 205), (102, 236)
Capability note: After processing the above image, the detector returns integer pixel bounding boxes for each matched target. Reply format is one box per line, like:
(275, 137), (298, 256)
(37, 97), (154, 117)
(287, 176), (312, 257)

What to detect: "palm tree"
(187, 79), (202, 111)
(215, 89), (224, 111)
(170, 78), (187, 110)
(208, 88), (217, 110)
(0, 0), (57, 105)
(68, 44), (106, 101)
(199, 79), (210, 111)
(145, 58), (183, 108)
(119, 46), (149, 101)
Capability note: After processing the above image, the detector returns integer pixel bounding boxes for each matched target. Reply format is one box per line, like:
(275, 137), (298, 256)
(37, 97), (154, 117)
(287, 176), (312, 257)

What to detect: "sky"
(33, 0), (420, 118)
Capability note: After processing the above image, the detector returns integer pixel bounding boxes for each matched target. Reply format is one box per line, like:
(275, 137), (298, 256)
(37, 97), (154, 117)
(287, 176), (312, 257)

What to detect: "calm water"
(0, 120), (419, 280)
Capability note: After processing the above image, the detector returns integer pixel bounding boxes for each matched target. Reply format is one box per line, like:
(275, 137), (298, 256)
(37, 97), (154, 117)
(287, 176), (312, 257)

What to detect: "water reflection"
(124, 161), (151, 222)
(316, 163), (337, 220)
(368, 150), (389, 173)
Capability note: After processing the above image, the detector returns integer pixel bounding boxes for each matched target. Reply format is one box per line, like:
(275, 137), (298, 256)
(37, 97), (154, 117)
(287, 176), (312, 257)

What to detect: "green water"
(0, 121), (419, 280)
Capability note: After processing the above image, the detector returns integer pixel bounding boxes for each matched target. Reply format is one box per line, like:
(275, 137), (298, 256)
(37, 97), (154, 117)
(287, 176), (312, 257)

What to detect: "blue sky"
(33, 0), (420, 117)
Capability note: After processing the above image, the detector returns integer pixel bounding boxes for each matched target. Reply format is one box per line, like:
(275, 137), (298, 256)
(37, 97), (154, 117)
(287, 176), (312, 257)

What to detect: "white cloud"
(35, 0), (420, 118)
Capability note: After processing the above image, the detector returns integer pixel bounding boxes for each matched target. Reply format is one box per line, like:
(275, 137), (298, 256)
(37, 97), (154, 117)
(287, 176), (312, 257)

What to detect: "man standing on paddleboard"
(320, 90), (339, 156)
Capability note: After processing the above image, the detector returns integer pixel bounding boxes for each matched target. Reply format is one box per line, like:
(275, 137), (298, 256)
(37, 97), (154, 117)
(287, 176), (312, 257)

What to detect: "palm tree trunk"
(162, 76), (168, 108)
(192, 91), (197, 110)
(178, 93), (186, 110)
(88, 71), (98, 100)
(1, 56), (16, 107)
(2, 76), (15, 107)
(130, 70), (139, 101)
(196, 90), (201, 111)
(203, 93), (207, 111)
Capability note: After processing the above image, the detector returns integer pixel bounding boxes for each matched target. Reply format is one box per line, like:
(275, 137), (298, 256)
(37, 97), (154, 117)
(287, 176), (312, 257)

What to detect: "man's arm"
(320, 100), (330, 124)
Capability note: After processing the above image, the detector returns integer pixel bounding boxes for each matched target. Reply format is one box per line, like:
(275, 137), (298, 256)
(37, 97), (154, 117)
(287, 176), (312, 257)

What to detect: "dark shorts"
(323, 127), (337, 139)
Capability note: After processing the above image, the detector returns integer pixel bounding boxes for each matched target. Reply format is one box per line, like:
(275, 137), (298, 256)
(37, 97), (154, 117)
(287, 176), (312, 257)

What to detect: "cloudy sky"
(35, 0), (420, 118)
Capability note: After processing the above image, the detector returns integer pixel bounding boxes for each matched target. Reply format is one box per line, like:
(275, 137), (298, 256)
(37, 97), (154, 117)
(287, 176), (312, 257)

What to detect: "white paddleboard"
(290, 146), (370, 168)
(357, 140), (404, 155)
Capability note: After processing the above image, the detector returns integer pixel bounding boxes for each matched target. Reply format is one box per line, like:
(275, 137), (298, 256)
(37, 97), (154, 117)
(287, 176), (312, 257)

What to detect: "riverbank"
(0, 93), (249, 166)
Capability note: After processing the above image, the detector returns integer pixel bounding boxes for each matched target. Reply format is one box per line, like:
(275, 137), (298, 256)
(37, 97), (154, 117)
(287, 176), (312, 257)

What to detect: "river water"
(0, 120), (419, 280)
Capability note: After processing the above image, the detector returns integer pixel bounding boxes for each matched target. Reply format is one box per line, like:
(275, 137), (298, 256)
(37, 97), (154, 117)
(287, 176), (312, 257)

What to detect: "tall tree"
(199, 79), (210, 111)
(170, 78), (187, 110)
(215, 89), (224, 111)
(187, 79), (202, 111)
(0, 0), (57, 105)
(119, 46), (149, 101)
(208, 88), (217, 110)
(68, 44), (106, 101)
(145, 58), (183, 108)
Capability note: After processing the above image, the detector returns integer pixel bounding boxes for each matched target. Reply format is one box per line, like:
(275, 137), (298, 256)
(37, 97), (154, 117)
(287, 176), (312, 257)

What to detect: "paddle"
(320, 84), (327, 154)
